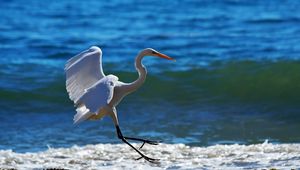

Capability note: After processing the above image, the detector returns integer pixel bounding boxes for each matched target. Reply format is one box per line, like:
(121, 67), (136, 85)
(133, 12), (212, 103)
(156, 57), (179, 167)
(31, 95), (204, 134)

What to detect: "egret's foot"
(138, 139), (161, 149)
(124, 136), (161, 149)
(115, 126), (160, 162)
(136, 155), (160, 163)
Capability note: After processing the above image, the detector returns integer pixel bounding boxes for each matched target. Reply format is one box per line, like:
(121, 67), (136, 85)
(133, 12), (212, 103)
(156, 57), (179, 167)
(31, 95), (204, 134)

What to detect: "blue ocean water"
(0, 0), (300, 152)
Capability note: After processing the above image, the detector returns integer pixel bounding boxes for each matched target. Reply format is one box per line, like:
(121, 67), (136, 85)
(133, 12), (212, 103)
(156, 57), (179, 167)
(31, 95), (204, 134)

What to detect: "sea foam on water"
(1, 141), (300, 169)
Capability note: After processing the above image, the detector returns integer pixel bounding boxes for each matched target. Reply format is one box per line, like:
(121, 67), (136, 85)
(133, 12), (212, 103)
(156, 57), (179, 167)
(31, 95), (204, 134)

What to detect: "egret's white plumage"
(65, 46), (114, 123)
(72, 75), (118, 124)
(65, 46), (174, 162)
(65, 46), (105, 104)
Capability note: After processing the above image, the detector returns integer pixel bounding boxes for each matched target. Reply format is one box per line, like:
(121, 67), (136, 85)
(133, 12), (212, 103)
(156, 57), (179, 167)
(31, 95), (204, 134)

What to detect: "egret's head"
(88, 46), (102, 54)
(140, 48), (175, 61)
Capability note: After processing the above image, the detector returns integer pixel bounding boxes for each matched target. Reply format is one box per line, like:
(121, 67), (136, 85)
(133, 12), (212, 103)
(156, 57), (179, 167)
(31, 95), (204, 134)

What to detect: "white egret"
(65, 46), (174, 162)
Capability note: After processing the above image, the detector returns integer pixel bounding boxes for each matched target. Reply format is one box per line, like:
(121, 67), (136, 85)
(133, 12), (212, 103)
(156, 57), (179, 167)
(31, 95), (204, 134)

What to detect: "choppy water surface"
(0, 1), (300, 166)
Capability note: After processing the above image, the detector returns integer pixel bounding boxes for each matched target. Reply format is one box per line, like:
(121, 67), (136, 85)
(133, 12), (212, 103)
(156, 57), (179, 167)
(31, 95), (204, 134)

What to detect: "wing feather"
(65, 46), (119, 124)
(73, 75), (118, 124)
(65, 46), (105, 104)
(73, 104), (93, 124)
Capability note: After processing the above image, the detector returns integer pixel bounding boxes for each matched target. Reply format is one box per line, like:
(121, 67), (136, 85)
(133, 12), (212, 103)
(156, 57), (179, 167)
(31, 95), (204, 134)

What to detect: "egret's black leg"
(116, 126), (159, 163)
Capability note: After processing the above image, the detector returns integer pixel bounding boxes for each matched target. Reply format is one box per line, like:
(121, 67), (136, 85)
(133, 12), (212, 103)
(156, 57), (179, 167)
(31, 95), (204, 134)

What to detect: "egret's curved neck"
(125, 53), (147, 93)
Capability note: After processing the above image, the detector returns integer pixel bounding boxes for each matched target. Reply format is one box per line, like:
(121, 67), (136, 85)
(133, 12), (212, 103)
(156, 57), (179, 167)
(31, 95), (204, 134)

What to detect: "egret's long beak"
(155, 52), (176, 61)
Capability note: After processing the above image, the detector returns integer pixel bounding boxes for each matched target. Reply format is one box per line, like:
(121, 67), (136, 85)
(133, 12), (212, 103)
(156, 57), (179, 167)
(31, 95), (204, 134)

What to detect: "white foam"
(1, 142), (300, 169)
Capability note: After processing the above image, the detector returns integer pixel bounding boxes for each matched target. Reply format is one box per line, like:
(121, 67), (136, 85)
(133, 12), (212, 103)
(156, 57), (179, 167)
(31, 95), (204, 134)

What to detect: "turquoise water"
(0, 0), (300, 153)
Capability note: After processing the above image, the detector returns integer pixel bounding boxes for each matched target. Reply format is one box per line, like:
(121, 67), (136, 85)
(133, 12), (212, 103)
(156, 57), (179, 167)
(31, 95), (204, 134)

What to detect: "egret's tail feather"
(74, 104), (93, 124)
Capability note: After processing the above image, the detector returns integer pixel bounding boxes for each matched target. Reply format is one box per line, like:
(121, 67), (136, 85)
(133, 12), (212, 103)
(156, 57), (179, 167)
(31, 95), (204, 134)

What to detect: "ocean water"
(1, 0), (300, 168)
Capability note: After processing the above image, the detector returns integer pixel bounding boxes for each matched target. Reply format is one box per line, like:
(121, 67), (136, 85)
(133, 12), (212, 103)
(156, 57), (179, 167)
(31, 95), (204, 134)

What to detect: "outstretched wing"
(73, 75), (118, 124)
(65, 46), (105, 104)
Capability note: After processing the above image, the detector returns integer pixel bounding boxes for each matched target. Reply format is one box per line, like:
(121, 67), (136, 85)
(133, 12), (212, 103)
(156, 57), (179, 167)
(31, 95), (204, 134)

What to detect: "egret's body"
(65, 46), (174, 162)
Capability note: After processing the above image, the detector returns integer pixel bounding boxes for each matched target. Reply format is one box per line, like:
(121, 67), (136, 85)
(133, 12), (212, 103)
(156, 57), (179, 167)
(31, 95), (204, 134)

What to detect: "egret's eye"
(151, 51), (158, 54)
